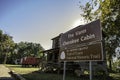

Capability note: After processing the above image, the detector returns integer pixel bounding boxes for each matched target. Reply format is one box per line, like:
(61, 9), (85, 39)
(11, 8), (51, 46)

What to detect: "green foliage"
(14, 42), (44, 59)
(79, 0), (120, 70)
(0, 29), (44, 64)
(0, 29), (15, 64)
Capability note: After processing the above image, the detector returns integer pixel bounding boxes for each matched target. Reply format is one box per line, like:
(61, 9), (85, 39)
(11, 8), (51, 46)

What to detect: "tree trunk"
(109, 59), (112, 71)
(3, 53), (7, 64)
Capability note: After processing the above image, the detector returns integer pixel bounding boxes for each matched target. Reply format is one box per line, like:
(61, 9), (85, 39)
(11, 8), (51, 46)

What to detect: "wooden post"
(63, 61), (66, 80)
(89, 61), (92, 80)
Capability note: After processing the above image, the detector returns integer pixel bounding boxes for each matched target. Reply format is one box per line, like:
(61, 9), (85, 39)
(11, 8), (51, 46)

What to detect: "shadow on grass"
(7, 65), (119, 80)
(20, 71), (110, 80)
(0, 77), (15, 80)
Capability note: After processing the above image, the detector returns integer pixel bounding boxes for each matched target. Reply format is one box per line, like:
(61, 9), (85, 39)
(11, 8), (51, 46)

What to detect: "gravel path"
(0, 64), (15, 80)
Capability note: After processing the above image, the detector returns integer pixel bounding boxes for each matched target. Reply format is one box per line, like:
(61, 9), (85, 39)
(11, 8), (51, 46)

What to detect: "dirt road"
(0, 64), (15, 80)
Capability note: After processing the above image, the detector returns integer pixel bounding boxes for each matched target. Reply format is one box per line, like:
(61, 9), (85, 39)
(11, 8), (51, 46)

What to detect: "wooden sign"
(59, 19), (103, 61)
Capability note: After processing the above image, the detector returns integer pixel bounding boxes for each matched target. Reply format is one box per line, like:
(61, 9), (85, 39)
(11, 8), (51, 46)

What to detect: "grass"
(6, 64), (39, 74)
(6, 64), (120, 80)
(6, 64), (89, 80)
(6, 64), (64, 80)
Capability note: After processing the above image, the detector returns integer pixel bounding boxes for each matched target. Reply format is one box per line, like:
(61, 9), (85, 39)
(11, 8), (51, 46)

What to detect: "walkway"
(0, 64), (15, 80)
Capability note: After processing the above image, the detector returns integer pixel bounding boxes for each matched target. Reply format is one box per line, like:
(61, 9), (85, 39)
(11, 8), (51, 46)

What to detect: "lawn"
(6, 64), (63, 80)
(6, 64), (120, 80)
(6, 64), (39, 74)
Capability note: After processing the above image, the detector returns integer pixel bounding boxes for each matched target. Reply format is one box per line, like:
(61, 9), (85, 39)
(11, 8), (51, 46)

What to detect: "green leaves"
(0, 29), (15, 63)
(0, 29), (44, 64)
(79, 0), (120, 70)
(15, 42), (44, 59)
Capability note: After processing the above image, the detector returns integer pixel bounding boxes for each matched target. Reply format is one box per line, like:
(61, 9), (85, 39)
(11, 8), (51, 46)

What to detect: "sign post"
(63, 61), (66, 80)
(89, 61), (92, 80)
(59, 19), (103, 80)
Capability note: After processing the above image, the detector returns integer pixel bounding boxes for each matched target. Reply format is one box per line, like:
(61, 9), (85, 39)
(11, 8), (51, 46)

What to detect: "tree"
(14, 42), (44, 59)
(79, 0), (120, 70)
(0, 29), (44, 64)
(0, 29), (15, 64)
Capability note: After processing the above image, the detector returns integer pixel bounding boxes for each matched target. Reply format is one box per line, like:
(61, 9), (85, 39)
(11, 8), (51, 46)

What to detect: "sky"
(0, 0), (86, 50)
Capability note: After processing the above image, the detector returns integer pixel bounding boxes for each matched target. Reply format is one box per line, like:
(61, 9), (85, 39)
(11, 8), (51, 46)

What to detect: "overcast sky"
(0, 0), (86, 50)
